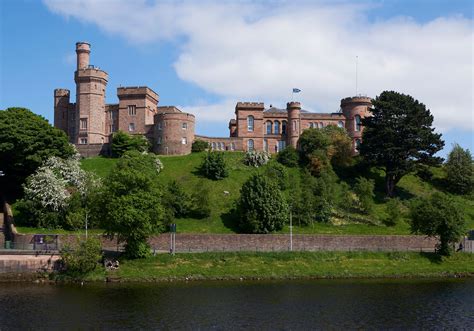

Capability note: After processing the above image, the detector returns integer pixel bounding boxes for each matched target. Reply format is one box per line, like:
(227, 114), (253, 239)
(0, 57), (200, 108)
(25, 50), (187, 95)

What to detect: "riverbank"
(102, 251), (474, 282)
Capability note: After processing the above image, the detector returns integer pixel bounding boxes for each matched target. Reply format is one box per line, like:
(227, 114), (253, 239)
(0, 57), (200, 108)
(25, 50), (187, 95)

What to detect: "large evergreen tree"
(0, 108), (75, 199)
(445, 144), (473, 195)
(360, 91), (444, 197)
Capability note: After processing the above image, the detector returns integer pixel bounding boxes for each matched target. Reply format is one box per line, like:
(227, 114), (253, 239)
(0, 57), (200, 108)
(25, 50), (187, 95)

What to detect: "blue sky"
(1, 0), (472, 157)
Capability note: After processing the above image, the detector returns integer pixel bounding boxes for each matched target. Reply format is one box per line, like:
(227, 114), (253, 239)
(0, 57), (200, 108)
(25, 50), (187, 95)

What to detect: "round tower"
(154, 108), (195, 155)
(340, 96), (372, 153)
(76, 42), (90, 70)
(287, 101), (301, 148)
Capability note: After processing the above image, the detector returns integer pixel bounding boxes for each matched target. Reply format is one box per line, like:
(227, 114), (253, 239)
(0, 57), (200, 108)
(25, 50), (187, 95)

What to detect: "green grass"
(77, 153), (474, 235)
(103, 251), (474, 281)
(15, 226), (104, 235)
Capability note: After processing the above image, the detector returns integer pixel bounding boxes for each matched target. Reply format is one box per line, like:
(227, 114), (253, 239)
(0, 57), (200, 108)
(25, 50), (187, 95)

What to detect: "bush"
(200, 151), (229, 180)
(163, 180), (193, 218)
(384, 198), (402, 226)
(192, 140), (209, 153)
(353, 177), (375, 214)
(60, 238), (102, 277)
(243, 151), (270, 167)
(410, 192), (465, 256)
(276, 146), (299, 167)
(264, 162), (289, 190)
(298, 129), (331, 164)
(111, 131), (149, 157)
(445, 144), (473, 195)
(237, 174), (289, 233)
(191, 182), (212, 218)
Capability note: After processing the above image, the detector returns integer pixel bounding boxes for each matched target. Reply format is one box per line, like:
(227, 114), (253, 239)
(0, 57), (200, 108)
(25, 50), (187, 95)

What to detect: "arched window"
(355, 115), (361, 132)
(320, 122), (324, 128)
(282, 121), (287, 135)
(274, 121), (280, 134)
(230, 142), (235, 151)
(247, 116), (254, 132)
(338, 120), (344, 128)
(212, 142), (216, 150)
(247, 139), (254, 151)
(309, 122), (314, 128)
(355, 139), (361, 152)
(266, 121), (272, 134)
(217, 142), (222, 150)
(263, 139), (268, 152)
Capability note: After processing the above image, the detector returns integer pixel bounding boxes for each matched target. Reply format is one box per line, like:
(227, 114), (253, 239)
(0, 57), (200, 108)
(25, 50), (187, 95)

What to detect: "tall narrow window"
(293, 121), (296, 131)
(282, 121), (287, 135)
(355, 115), (361, 131)
(230, 142), (235, 151)
(182, 137), (187, 145)
(80, 118), (87, 130)
(157, 122), (162, 130)
(355, 139), (361, 152)
(274, 121), (280, 134)
(338, 120), (344, 128)
(320, 122), (324, 128)
(264, 139), (268, 152)
(182, 123), (187, 130)
(128, 123), (135, 132)
(109, 111), (113, 120)
(278, 140), (286, 152)
(157, 136), (162, 144)
(309, 122), (314, 128)
(247, 139), (254, 151)
(266, 121), (272, 134)
(212, 142), (216, 150)
(247, 116), (254, 132)
(128, 105), (137, 116)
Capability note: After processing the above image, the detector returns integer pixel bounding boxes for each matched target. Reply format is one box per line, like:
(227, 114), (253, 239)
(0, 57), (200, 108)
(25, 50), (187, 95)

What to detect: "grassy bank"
(99, 251), (474, 282)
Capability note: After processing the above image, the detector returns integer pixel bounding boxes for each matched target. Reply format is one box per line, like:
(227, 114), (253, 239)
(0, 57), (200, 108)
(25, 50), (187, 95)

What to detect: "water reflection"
(0, 279), (473, 329)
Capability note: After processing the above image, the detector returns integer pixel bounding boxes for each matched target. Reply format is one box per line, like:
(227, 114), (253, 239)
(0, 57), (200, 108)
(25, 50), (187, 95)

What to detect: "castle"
(54, 42), (371, 156)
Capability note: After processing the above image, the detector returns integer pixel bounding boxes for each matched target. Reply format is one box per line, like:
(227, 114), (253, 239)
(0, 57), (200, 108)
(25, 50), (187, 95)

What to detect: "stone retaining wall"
(0, 255), (59, 274)
(12, 233), (438, 253)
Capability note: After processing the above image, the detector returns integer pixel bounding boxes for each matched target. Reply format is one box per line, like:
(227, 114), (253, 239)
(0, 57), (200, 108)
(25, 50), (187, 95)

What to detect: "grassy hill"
(80, 152), (474, 235)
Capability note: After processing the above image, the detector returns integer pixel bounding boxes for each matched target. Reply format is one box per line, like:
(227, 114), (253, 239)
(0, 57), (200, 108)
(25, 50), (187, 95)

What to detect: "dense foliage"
(200, 151), (229, 180)
(111, 130), (150, 157)
(263, 162), (289, 190)
(0, 107), (75, 198)
(243, 151), (271, 167)
(360, 91), (444, 197)
(353, 177), (375, 214)
(410, 192), (465, 256)
(237, 174), (289, 233)
(60, 238), (103, 277)
(191, 140), (210, 153)
(276, 146), (299, 167)
(445, 144), (473, 195)
(98, 151), (165, 258)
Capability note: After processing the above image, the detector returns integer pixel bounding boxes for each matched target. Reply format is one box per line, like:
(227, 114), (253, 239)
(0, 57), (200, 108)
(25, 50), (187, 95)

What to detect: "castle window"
(355, 115), (361, 131)
(157, 136), (162, 144)
(338, 121), (344, 128)
(80, 118), (87, 130)
(274, 121), (280, 134)
(109, 124), (114, 133)
(157, 122), (162, 130)
(212, 142), (216, 150)
(293, 121), (296, 131)
(264, 139), (268, 152)
(79, 138), (87, 145)
(266, 121), (272, 134)
(182, 137), (187, 145)
(247, 139), (254, 151)
(278, 140), (286, 152)
(355, 139), (361, 152)
(128, 123), (135, 132)
(320, 122), (324, 128)
(128, 105), (137, 116)
(182, 123), (187, 130)
(309, 122), (314, 128)
(282, 121), (287, 134)
(247, 116), (254, 132)
(109, 111), (113, 120)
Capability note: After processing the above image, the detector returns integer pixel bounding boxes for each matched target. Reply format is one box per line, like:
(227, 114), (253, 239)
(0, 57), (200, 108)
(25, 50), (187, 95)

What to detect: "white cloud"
(44, 0), (473, 132)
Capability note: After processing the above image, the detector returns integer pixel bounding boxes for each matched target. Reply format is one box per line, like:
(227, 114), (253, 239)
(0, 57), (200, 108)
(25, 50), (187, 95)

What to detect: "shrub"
(163, 180), (193, 218)
(192, 140), (210, 153)
(384, 198), (402, 226)
(200, 151), (229, 180)
(276, 146), (299, 167)
(191, 182), (212, 218)
(410, 192), (465, 256)
(445, 144), (473, 195)
(243, 151), (270, 167)
(237, 174), (289, 233)
(353, 177), (375, 214)
(60, 238), (103, 276)
(298, 129), (331, 164)
(264, 162), (289, 190)
(111, 131), (149, 157)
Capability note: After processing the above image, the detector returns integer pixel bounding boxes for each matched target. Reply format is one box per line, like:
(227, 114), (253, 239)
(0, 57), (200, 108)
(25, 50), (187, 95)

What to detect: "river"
(1, 279), (473, 329)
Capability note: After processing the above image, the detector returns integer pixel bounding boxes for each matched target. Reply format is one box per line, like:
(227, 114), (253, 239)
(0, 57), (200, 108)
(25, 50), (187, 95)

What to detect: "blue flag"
(293, 88), (301, 93)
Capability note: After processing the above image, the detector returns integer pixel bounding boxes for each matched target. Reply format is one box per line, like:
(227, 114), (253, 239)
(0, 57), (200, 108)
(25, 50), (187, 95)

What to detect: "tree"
(98, 151), (165, 258)
(360, 91), (444, 197)
(298, 128), (331, 165)
(264, 162), (289, 190)
(200, 151), (229, 180)
(237, 174), (289, 233)
(410, 192), (465, 256)
(111, 130), (149, 157)
(60, 238), (103, 277)
(162, 180), (193, 218)
(445, 144), (473, 195)
(0, 107), (75, 198)
(322, 125), (353, 168)
(191, 140), (210, 153)
(353, 177), (375, 214)
(276, 146), (299, 167)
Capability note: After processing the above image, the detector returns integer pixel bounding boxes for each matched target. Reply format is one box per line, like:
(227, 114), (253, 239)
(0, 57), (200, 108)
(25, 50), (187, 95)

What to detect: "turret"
(54, 89), (70, 135)
(340, 96), (372, 153)
(287, 101), (301, 148)
(76, 42), (90, 70)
